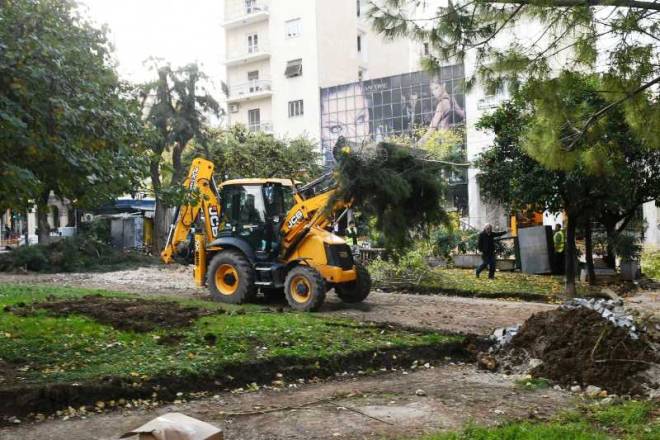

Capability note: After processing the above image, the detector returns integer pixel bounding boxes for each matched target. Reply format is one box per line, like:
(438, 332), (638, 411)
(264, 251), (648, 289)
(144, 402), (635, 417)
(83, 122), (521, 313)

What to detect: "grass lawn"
(415, 268), (594, 302)
(413, 400), (659, 440)
(0, 284), (460, 387)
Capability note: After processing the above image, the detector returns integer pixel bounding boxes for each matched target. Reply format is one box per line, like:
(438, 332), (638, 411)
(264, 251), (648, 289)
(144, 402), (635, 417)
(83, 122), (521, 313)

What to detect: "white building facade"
(223, 0), (420, 142)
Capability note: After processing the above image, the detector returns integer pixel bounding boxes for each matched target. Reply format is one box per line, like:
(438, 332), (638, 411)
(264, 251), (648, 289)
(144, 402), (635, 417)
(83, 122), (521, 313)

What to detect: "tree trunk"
(149, 156), (167, 254)
(585, 220), (596, 285)
(604, 222), (617, 269)
(564, 214), (578, 297)
(153, 200), (170, 255)
(37, 190), (51, 245)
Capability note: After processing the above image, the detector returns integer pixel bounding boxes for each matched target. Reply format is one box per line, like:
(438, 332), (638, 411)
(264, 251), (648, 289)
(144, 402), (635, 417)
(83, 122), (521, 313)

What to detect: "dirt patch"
(10, 295), (215, 333)
(503, 308), (659, 395)
(0, 339), (470, 421)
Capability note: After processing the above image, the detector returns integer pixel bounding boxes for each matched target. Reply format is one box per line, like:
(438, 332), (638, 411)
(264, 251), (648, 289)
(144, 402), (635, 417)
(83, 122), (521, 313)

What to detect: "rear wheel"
(335, 261), (371, 303)
(207, 250), (256, 304)
(284, 265), (326, 312)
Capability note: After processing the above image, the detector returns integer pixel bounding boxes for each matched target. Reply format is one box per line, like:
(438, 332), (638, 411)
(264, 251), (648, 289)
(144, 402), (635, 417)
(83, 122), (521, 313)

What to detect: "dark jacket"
(478, 230), (506, 257)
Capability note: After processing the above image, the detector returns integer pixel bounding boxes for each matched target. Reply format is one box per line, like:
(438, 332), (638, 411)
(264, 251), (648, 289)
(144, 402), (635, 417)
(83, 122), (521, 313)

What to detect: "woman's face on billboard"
(321, 84), (370, 147)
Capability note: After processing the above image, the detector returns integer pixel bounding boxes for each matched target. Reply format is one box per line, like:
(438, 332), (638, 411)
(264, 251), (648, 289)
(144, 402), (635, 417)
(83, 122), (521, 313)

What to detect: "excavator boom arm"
(161, 158), (222, 263)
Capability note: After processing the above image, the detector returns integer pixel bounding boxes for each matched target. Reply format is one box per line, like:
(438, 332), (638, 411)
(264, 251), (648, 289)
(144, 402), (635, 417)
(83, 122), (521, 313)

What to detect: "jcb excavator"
(160, 158), (370, 311)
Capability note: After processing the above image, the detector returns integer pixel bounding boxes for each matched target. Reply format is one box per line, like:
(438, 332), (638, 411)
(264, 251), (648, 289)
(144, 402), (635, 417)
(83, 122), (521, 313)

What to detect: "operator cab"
(218, 178), (295, 259)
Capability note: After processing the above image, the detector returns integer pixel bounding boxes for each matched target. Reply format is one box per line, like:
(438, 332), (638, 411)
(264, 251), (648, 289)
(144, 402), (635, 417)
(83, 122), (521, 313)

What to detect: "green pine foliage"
(333, 141), (449, 250)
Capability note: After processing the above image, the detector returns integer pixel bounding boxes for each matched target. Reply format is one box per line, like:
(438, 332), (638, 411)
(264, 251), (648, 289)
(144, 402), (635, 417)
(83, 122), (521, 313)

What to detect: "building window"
(423, 42), (430, 56)
(245, 0), (257, 14)
(286, 18), (302, 38)
(248, 70), (259, 92)
(357, 35), (362, 52)
(248, 108), (261, 131)
(356, 0), (361, 17)
(358, 69), (365, 81)
(288, 100), (304, 117)
(247, 33), (259, 53)
(284, 58), (303, 78)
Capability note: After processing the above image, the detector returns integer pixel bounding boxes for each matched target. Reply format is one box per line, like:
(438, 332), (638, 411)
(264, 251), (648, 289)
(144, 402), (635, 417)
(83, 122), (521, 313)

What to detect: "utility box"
(110, 217), (144, 249)
(517, 225), (553, 274)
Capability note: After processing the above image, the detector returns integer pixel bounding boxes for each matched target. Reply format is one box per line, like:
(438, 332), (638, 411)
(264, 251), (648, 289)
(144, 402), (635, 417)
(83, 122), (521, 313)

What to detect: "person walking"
(346, 221), (359, 246)
(553, 223), (565, 275)
(475, 224), (507, 279)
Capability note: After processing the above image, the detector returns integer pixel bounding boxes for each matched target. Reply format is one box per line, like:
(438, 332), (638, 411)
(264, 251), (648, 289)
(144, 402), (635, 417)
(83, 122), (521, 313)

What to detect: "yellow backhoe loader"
(160, 158), (370, 311)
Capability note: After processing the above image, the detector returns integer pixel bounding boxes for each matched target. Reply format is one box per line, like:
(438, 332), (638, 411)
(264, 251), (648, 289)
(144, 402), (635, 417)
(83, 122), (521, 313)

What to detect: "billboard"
(319, 64), (467, 214)
(320, 64), (465, 162)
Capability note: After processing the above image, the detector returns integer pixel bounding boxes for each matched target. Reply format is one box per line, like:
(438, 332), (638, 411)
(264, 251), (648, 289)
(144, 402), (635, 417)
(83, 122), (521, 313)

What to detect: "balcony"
(224, 2), (269, 29)
(248, 122), (273, 133)
(227, 80), (273, 103)
(225, 43), (270, 67)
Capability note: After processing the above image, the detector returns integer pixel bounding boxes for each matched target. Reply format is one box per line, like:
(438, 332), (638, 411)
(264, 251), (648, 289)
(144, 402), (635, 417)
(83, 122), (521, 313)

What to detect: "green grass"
(415, 268), (594, 302)
(0, 284), (460, 386)
(514, 377), (551, 391)
(412, 401), (659, 440)
(642, 249), (660, 281)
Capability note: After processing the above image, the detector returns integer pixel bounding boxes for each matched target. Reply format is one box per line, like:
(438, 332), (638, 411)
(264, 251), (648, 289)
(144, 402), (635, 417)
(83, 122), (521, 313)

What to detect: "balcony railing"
(225, 2), (269, 26)
(248, 122), (273, 133)
(226, 42), (270, 64)
(228, 80), (272, 100)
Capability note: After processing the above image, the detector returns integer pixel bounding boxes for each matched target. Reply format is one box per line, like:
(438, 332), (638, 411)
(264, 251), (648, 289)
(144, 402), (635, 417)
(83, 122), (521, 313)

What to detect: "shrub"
(642, 248), (660, 280)
(0, 235), (154, 273)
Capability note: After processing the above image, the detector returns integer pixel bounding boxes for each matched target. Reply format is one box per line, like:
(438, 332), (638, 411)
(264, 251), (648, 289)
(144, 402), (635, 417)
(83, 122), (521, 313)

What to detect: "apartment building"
(223, 0), (420, 142)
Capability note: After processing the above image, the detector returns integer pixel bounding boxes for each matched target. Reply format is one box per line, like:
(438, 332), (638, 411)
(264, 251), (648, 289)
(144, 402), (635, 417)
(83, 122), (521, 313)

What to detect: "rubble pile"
(490, 300), (659, 396)
(561, 298), (639, 339)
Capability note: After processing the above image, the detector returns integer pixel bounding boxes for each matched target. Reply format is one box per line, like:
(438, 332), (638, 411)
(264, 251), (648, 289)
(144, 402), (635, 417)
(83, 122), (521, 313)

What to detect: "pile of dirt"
(9, 295), (215, 332)
(503, 307), (658, 395)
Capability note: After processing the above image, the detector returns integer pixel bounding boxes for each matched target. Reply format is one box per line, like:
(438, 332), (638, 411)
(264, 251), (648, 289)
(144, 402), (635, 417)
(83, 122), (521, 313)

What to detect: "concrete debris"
(585, 385), (602, 397)
(528, 358), (543, 369)
(561, 298), (640, 340)
(490, 324), (520, 347)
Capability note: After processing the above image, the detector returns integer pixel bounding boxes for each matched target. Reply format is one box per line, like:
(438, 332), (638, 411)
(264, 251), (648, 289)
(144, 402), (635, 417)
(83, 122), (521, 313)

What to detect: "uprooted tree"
(333, 140), (450, 251)
(476, 74), (660, 295)
(0, 0), (147, 243)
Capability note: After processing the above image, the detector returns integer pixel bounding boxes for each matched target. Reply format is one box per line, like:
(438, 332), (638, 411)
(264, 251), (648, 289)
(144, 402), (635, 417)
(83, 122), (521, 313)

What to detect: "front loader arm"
(161, 158), (222, 264)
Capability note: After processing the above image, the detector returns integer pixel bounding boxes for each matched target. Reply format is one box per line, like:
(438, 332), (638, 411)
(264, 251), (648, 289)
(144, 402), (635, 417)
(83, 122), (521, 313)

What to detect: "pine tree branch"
(468, 4), (525, 48)
(487, 0), (660, 12)
(563, 74), (660, 151)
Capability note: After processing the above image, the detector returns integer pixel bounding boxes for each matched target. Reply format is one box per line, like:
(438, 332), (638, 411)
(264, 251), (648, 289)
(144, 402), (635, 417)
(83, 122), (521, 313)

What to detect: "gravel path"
(0, 364), (574, 440)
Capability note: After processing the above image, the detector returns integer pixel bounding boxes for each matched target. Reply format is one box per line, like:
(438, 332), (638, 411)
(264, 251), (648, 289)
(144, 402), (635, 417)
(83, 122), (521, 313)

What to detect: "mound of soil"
(508, 307), (658, 395)
(10, 295), (215, 332)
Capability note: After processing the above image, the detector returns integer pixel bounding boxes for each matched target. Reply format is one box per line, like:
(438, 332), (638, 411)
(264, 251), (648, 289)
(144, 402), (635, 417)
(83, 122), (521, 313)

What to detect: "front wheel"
(284, 265), (326, 312)
(207, 250), (256, 304)
(335, 262), (371, 303)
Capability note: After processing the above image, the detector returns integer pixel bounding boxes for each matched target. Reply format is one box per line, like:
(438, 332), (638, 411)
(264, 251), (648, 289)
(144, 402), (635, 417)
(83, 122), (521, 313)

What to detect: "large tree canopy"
(186, 125), (323, 182)
(0, 0), (146, 241)
(140, 62), (220, 252)
(475, 76), (660, 293)
(369, 0), (659, 158)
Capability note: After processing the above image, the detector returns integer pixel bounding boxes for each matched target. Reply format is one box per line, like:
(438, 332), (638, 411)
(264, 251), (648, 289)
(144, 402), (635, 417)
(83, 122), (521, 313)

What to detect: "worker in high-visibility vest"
(553, 224), (565, 275)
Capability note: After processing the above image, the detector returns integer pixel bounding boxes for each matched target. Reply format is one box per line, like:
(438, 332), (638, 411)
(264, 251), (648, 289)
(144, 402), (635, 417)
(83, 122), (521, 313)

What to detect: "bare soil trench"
(0, 266), (556, 336)
(0, 364), (574, 440)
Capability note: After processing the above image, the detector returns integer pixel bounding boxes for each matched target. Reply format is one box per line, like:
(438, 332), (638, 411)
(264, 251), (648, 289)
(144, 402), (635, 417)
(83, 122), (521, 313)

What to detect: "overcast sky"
(79, 0), (225, 96)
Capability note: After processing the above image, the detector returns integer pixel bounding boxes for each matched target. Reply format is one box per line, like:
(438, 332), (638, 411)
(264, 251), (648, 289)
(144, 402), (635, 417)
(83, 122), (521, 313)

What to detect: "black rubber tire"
(284, 265), (326, 312)
(335, 261), (371, 303)
(207, 250), (256, 304)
